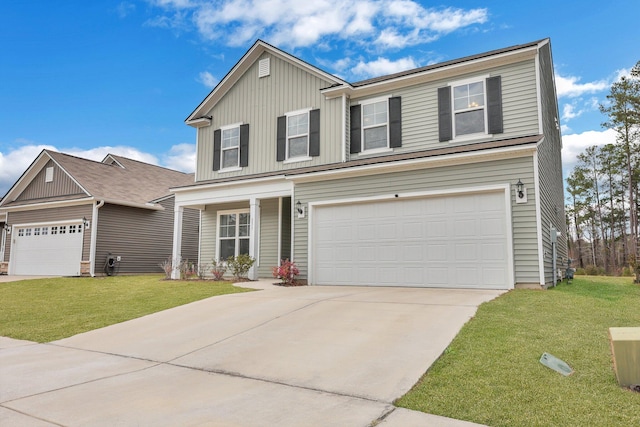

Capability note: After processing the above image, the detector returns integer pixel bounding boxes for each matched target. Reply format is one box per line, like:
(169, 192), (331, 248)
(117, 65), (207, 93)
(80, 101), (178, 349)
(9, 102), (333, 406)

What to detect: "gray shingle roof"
(45, 150), (194, 205)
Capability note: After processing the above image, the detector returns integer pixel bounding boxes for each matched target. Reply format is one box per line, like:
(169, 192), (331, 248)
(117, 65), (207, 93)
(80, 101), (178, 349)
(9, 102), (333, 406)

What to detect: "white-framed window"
(361, 98), (389, 151)
(217, 210), (250, 261)
(18, 228), (24, 237)
(34, 227), (41, 236)
(221, 125), (240, 170)
(59, 225), (66, 234)
(452, 78), (487, 137)
(286, 110), (309, 159)
(42, 227), (48, 235)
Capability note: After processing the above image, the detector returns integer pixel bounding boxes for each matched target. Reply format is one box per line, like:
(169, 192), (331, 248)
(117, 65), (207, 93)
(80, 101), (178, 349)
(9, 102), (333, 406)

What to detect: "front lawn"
(396, 276), (640, 427)
(0, 275), (254, 343)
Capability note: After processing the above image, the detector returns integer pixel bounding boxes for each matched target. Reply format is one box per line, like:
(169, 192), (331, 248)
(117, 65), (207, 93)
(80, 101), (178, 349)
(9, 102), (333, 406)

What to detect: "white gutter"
(89, 200), (105, 277)
(341, 93), (347, 163)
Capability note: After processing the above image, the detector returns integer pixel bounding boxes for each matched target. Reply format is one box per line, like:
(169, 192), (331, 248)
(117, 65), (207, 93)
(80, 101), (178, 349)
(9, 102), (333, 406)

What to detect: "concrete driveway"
(0, 281), (501, 426)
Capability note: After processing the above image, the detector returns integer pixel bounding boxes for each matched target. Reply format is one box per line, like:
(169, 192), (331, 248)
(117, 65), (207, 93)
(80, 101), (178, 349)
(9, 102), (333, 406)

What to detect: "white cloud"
(555, 74), (609, 98)
(197, 71), (218, 89)
(561, 128), (617, 176)
(150, 0), (488, 50)
(0, 143), (193, 198)
(163, 143), (196, 173)
(116, 2), (136, 18)
(352, 56), (418, 78)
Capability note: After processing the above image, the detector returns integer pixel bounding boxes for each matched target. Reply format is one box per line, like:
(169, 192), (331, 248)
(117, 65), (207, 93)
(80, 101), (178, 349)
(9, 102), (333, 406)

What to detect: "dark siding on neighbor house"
(17, 160), (85, 201)
(4, 205), (93, 262)
(94, 197), (199, 275)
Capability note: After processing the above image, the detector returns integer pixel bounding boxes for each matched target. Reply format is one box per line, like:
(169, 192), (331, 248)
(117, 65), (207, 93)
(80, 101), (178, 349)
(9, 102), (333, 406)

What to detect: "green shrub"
(226, 254), (256, 280)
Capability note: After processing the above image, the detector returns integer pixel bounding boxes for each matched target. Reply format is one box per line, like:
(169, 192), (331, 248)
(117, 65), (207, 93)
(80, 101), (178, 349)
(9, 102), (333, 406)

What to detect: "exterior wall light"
(3, 223), (10, 234)
(515, 179), (527, 204)
(296, 200), (305, 218)
(82, 216), (90, 229)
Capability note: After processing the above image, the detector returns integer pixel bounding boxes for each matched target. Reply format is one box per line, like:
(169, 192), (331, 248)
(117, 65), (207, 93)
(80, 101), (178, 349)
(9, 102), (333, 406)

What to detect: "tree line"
(565, 61), (639, 281)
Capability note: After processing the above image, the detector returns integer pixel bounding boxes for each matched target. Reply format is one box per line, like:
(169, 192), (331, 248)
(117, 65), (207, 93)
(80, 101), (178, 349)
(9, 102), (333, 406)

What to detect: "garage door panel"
(12, 223), (83, 276)
(313, 191), (510, 289)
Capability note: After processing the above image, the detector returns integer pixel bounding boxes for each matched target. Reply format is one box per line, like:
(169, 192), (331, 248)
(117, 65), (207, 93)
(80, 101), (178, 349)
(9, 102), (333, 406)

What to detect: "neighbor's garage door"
(312, 191), (510, 289)
(11, 223), (83, 276)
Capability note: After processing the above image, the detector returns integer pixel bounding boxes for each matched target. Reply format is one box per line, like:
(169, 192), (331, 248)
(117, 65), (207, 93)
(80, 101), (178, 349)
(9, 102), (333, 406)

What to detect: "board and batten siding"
(95, 197), (199, 275)
(537, 42), (567, 285)
(4, 204), (93, 262)
(195, 52), (344, 182)
(349, 59), (540, 160)
(293, 156), (539, 285)
(16, 160), (85, 201)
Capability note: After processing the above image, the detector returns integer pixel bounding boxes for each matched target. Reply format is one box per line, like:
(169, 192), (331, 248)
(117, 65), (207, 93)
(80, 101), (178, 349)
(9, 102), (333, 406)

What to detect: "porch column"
(171, 205), (184, 280)
(249, 197), (261, 280)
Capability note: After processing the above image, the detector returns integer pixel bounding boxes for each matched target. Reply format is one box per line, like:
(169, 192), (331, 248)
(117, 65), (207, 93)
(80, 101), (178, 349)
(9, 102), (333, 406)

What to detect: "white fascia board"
(322, 47), (538, 99)
(174, 176), (293, 208)
(0, 198), (95, 212)
(288, 144), (538, 184)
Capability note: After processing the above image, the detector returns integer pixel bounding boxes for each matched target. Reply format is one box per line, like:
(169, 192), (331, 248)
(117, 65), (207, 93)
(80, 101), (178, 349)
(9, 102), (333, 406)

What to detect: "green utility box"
(609, 327), (640, 387)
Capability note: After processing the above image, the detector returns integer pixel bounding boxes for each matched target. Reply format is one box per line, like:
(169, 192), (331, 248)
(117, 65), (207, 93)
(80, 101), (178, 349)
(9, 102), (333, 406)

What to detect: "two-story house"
(170, 38), (567, 289)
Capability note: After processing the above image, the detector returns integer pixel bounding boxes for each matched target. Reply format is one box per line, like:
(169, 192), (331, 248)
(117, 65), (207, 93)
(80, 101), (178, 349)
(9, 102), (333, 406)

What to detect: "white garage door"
(312, 191), (511, 289)
(11, 223), (83, 276)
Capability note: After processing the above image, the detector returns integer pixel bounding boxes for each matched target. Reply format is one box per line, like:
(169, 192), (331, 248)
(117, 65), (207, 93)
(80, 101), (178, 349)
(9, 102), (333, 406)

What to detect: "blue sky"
(1, 0), (638, 197)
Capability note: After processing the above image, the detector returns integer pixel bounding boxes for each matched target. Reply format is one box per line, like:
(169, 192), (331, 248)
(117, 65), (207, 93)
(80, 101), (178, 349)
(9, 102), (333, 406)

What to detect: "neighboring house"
(170, 38), (567, 289)
(0, 150), (198, 276)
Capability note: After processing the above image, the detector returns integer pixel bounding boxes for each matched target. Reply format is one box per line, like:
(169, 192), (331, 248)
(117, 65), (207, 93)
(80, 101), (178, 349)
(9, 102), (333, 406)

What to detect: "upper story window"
(362, 99), (388, 151)
(213, 123), (249, 172)
(453, 81), (486, 136)
(221, 126), (240, 169)
(287, 111), (309, 159)
(438, 76), (503, 142)
(350, 96), (402, 155)
(277, 109), (320, 163)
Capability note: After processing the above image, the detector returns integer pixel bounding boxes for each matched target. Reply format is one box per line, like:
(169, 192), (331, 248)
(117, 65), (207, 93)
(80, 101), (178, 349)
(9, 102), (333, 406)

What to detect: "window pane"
(363, 101), (387, 127)
(222, 127), (239, 149)
(239, 238), (250, 256)
(453, 82), (485, 111)
(220, 239), (236, 259)
(468, 81), (484, 96)
(219, 214), (236, 238)
(288, 113), (308, 137)
(222, 148), (239, 168)
(288, 136), (308, 157)
(455, 110), (485, 135)
(238, 213), (250, 237)
(364, 126), (387, 150)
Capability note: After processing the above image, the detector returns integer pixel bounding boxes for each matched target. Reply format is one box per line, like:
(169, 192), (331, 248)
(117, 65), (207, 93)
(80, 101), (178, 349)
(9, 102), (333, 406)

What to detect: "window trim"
(359, 96), (391, 152)
(449, 75), (490, 140)
(219, 122), (243, 171)
(285, 108), (311, 160)
(216, 209), (251, 262)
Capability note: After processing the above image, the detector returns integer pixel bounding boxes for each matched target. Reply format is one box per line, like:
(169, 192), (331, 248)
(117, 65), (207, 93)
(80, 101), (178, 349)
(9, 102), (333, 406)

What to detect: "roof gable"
(0, 150), (195, 209)
(186, 39), (347, 126)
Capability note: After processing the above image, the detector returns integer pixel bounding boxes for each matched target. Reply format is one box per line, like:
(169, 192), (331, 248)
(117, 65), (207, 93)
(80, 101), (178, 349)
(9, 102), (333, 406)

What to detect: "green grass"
(0, 275), (254, 343)
(396, 276), (640, 427)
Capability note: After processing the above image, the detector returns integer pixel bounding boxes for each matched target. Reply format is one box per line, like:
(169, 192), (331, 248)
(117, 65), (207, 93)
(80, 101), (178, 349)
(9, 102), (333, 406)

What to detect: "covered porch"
(171, 177), (294, 280)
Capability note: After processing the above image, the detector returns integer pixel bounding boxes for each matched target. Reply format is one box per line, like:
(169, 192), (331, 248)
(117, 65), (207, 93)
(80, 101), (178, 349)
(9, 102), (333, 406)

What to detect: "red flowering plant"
(272, 259), (300, 286)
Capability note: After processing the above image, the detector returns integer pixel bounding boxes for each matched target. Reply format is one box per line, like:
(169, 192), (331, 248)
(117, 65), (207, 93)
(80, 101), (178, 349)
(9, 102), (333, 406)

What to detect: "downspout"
(341, 93), (347, 163)
(89, 200), (105, 277)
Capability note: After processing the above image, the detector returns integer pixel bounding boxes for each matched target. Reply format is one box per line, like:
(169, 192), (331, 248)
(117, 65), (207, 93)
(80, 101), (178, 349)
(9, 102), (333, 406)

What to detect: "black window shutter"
(239, 124), (249, 167)
(213, 129), (221, 171)
(389, 96), (402, 148)
(487, 76), (503, 134)
(309, 109), (320, 157)
(438, 86), (452, 142)
(276, 115), (286, 161)
(350, 104), (361, 154)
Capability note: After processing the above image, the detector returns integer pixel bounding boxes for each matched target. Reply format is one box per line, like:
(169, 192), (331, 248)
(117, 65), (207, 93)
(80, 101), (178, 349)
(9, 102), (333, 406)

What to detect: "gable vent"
(258, 58), (270, 78)
(45, 167), (54, 182)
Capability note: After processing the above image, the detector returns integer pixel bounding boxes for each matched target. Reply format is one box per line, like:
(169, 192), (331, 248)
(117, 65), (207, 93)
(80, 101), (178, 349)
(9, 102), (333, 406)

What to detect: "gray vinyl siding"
(537, 42), (567, 285)
(95, 197), (199, 275)
(199, 201), (249, 272)
(16, 160), (85, 201)
(195, 52), (343, 182)
(258, 198), (279, 277)
(4, 205), (93, 262)
(350, 60), (539, 160)
(293, 156), (539, 285)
